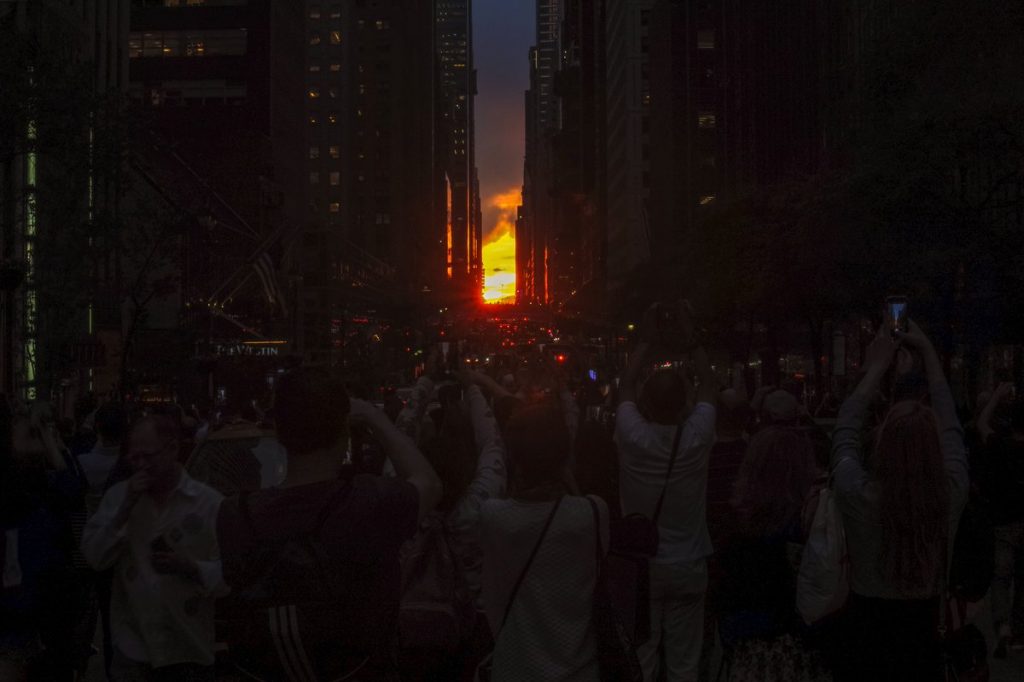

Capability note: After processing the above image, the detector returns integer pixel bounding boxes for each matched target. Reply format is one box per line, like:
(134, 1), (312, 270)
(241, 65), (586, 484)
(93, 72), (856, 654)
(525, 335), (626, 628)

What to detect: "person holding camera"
(615, 302), (719, 682)
(81, 415), (227, 681)
(977, 380), (1024, 658)
(831, 321), (968, 680)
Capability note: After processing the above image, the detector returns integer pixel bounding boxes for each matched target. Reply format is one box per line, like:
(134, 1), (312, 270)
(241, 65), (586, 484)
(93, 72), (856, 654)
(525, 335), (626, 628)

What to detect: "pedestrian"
(81, 415), (227, 681)
(831, 322), (969, 681)
(480, 404), (610, 681)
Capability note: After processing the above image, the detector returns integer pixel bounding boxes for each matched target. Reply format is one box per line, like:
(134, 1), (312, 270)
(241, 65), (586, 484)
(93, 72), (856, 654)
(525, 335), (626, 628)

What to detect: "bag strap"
(652, 421), (686, 525)
(586, 496), (604, 583)
(498, 496), (564, 633)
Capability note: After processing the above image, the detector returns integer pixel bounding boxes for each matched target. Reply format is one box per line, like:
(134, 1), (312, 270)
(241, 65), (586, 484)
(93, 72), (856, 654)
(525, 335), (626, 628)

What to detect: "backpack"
(221, 483), (376, 682)
(796, 479), (849, 625)
(398, 512), (475, 654)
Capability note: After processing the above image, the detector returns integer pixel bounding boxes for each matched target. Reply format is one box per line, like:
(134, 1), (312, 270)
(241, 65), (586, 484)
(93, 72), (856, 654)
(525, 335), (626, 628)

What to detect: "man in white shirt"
(615, 327), (718, 682)
(82, 415), (227, 681)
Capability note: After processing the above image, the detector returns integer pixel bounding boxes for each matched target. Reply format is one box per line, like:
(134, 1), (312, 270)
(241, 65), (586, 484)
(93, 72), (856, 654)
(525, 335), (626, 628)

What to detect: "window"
(699, 195), (717, 206)
(309, 146), (320, 159)
(329, 145), (340, 159)
(328, 113), (338, 124)
(309, 64), (321, 73)
(698, 29), (715, 50)
(310, 172), (320, 184)
(309, 5), (320, 19)
(698, 112), (716, 129)
(329, 63), (341, 72)
(308, 88), (320, 99)
(309, 115), (319, 125)
(330, 30), (341, 45)
(328, 87), (339, 99)
(375, 20), (389, 30)
(329, 172), (340, 186)
(309, 32), (321, 46)
(329, 202), (340, 213)
(128, 79), (247, 106)
(129, 29), (247, 58)
(329, 5), (341, 19)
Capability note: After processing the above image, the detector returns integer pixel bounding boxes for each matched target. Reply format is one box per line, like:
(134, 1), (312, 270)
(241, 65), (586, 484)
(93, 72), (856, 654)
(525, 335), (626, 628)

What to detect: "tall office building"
(436, 0), (480, 306)
(548, 0), (607, 313)
(129, 0), (305, 354)
(521, 0), (563, 306)
(1, 0), (131, 397)
(604, 0), (654, 305)
(338, 0), (441, 302)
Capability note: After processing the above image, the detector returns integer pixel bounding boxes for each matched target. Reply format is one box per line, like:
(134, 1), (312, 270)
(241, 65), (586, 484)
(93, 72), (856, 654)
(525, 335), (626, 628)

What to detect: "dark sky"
(474, 0), (534, 242)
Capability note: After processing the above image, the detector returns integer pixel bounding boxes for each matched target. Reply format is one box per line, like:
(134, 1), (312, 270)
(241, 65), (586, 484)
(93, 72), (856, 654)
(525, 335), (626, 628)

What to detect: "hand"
(152, 550), (200, 581)
(864, 329), (896, 373)
(348, 398), (382, 427)
(127, 470), (155, 498)
(894, 320), (933, 352)
(993, 381), (1015, 403)
(895, 346), (915, 375)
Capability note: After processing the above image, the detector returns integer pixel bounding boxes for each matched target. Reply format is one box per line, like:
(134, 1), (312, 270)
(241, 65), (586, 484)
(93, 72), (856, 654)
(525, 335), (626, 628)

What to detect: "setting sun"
(481, 188), (520, 304)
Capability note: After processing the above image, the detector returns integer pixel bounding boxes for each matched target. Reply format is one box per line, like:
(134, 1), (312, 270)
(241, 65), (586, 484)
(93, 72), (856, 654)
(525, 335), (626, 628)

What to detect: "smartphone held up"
(885, 295), (909, 336)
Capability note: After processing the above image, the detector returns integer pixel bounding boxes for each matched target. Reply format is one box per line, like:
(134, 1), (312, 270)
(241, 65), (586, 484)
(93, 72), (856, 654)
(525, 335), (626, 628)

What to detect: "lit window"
(309, 33), (321, 46)
(329, 145), (340, 159)
(330, 30), (341, 45)
(309, 5), (320, 19)
(699, 195), (716, 206)
(329, 63), (341, 72)
(375, 20), (389, 30)
(309, 64), (321, 73)
(330, 5), (341, 19)
(328, 113), (338, 124)
(308, 88), (320, 99)
(328, 87), (339, 99)
(698, 112), (716, 129)
(309, 146), (320, 159)
(310, 172), (320, 184)
(698, 29), (715, 50)
(329, 172), (340, 186)
(309, 115), (318, 125)
(329, 202), (340, 213)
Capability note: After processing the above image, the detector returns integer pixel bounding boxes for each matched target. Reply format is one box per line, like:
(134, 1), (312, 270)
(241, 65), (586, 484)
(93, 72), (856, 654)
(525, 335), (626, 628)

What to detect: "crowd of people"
(1, 301), (1021, 681)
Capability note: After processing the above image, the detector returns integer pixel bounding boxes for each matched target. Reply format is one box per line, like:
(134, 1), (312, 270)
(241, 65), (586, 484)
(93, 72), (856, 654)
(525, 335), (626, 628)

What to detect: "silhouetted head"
(717, 389), (752, 438)
(505, 404), (571, 490)
(732, 426), (817, 537)
(127, 415), (182, 488)
(95, 402), (129, 446)
(274, 368), (350, 456)
(640, 370), (689, 425)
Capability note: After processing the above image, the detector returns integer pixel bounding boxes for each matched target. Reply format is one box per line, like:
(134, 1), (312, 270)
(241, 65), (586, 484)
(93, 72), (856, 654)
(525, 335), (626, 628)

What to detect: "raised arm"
(395, 374), (435, 442)
(831, 331), (894, 509)
(618, 342), (650, 406)
(350, 399), (442, 522)
(896, 320), (969, 511)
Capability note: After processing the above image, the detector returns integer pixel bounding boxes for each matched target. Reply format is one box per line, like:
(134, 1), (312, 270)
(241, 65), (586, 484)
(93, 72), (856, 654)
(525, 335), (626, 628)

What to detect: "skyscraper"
(521, 0), (563, 307)
(436, 0), (479, 306)
(604, 0), (654, 306)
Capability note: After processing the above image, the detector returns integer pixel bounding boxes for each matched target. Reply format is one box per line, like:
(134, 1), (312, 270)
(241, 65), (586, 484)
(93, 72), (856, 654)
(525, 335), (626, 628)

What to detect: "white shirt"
(481, 495), (609, 682)
(615, 401), (717, 564)
(81, 472), (228, 668)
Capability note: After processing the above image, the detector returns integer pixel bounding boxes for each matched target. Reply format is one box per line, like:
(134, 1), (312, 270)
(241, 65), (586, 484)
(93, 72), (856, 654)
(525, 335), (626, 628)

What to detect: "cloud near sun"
(482, 187), (520, 303)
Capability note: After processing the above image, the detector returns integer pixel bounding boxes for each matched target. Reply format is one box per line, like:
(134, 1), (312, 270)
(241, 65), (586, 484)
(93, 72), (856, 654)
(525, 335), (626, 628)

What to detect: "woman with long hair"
(831, 322), (969, 681)
(715, 426), (832, 681)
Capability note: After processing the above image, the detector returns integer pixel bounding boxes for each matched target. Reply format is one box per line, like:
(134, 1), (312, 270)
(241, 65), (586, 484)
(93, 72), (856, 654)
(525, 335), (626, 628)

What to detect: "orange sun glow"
(481, 188), (520, 304)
